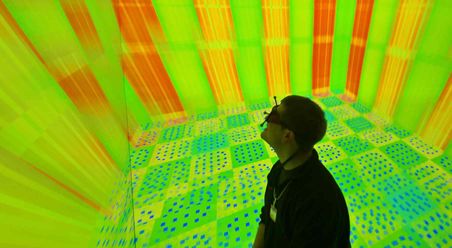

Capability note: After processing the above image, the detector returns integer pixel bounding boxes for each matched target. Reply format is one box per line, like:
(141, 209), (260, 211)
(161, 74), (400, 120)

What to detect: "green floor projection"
(125, 95), (451, 248)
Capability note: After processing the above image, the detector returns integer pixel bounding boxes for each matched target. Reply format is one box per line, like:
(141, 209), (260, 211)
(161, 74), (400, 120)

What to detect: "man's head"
(260, 95), (327, 154)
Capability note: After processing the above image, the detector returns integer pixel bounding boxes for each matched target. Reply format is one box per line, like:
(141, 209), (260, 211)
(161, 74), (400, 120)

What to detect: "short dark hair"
(279, 95), (327, 152)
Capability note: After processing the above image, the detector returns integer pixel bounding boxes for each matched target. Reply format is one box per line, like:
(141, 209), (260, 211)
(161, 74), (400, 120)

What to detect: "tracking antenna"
(260, 96), (279, 127)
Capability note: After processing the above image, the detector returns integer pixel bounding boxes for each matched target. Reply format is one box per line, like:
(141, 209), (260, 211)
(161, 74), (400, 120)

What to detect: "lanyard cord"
(273, 181), (291, 203)
(273, 149), (301, 205)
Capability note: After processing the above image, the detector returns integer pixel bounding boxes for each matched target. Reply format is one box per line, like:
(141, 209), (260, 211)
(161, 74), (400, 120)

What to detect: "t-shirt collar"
(278, 148), (319, 180)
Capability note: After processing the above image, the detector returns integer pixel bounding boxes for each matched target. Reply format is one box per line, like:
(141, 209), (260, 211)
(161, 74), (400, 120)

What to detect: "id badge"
(270, 204), (277, 222)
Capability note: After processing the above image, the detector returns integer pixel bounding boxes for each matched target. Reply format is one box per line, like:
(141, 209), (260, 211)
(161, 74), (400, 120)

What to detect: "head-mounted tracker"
(260, 96), (289, 127)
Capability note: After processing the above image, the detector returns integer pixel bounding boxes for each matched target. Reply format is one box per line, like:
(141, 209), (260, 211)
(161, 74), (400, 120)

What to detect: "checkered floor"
(127, 95), (451, 248)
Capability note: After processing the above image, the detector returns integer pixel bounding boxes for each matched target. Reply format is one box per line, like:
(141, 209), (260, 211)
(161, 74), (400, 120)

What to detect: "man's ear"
(282, 129), (294, 141)
(289, 130), (297, 142)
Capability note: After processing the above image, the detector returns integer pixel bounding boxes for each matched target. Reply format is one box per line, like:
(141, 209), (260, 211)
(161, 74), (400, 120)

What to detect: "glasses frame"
(260, 96), (290, 128)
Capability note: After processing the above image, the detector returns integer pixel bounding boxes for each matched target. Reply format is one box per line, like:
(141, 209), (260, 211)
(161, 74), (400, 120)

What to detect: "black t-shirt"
(277, 166), (291, 186)
(259, 149), (351, 247)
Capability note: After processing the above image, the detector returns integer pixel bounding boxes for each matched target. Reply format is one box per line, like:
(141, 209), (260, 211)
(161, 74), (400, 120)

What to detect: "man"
(253, 95), (351, 247)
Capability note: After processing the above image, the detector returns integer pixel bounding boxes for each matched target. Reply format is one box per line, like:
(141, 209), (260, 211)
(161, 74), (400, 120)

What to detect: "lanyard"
(272, 181), (291, 207)
(272, 149), (300, 207)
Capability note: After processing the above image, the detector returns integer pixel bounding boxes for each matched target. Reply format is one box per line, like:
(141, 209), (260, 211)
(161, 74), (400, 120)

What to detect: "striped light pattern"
(374, 0), (431, 117)
(262, 0), (291, 98)
(420, 75), (452, 150)
(1, 1), (133, 247)
(313, 0), (336, 96)
(60, 0), (104, 58)
(344, 0), (374, 101)
(0, 0), (451, 247)
(194, 0), (244, 105)
(114, 0), (185, 116)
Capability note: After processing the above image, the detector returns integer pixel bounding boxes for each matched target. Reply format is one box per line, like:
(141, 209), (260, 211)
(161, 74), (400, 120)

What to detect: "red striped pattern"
(262, 0), (290, 97)
(313, 0), (336, 97)
(195, 0), (244, 105)
(114, 0), (184, 115)
(60, 0), (104, 58)
(345, 0), (374, 101)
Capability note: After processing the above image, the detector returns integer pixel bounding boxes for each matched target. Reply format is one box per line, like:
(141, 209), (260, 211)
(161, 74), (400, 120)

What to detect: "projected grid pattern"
(124, 95), (451, 248)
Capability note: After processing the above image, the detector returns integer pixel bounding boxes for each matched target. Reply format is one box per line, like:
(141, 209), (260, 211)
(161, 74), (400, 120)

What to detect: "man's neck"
(278, 149), (312, 171)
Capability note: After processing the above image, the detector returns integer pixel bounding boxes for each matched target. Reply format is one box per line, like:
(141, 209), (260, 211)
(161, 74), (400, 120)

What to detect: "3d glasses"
(260, 96), (288, 127)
